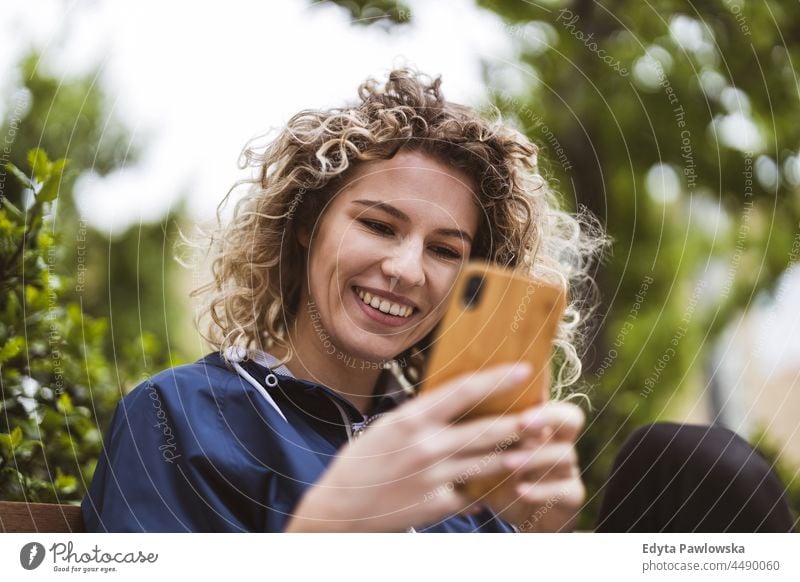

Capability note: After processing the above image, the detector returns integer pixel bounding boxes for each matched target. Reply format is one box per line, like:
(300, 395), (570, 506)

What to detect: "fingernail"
(523, 410), (545, 431)
(508, 363), (533, 382)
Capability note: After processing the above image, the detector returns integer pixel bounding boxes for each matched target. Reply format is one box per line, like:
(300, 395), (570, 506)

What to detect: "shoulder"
(106, 354), (285, 467)
(111, 354), (241, 440)
(116, 352), (290, 440)
(124, 353), (235, 404)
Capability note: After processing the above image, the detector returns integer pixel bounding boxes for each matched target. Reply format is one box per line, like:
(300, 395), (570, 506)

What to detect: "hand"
(481, 401), (585, 532)
(285, 362), (535, 532)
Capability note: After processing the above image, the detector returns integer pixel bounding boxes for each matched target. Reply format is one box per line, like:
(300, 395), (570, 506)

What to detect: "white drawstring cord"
(225, 346), (288, 423)
(329, 398), (354, 443)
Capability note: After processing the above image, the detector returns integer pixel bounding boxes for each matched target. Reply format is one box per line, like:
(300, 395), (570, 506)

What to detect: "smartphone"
(418, 260), (566, 420)
(417, 260), (566, 501)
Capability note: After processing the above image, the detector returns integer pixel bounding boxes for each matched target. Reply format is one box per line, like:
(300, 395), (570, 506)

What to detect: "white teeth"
(355, 287), (413, 318)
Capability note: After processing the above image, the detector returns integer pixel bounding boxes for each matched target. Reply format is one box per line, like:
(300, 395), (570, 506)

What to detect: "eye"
(359, 219), (394, 236)
(431, 246), (462, 260)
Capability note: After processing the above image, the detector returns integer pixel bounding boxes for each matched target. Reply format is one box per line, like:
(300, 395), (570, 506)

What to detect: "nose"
(381, 238), (426, 289)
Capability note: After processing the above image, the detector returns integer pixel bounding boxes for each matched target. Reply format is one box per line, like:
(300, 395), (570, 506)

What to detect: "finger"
(418, 455), (512, 516)
(436, 413), (525, 457)
(367, 411), (521, 466)
(404, 362), (533, 424)
(503, 442), (578, 481)
(518, 401), (585, 442)
(511, 479), (585, 533)
(516, 478), (585, 511)
(427, 445), (519, 495)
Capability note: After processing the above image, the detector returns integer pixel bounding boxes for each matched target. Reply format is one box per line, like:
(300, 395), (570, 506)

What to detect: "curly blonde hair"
(189, 68), (603, 397)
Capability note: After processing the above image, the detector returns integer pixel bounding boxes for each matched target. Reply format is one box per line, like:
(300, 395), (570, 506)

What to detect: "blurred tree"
(322, 0), (800, 528)
(1, 53), (131, 224)
(0, 52), (190, 501)
(0, 52), (188, 382)
(0, 150), (116, 501)
(322, 0), (412, 27)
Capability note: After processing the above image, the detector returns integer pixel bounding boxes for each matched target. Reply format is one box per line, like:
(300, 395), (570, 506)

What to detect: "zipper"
(328, 396), (389, 443)
(350, 413), (385, 439)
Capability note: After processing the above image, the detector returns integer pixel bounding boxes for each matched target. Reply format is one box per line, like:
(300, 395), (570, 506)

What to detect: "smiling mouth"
(353, 286), (417, 318)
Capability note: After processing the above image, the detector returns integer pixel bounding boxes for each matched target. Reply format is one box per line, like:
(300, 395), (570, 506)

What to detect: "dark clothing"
(81, 351), (513, 532)
(595, 422), (796, 532)
(82, 351), (794, 533)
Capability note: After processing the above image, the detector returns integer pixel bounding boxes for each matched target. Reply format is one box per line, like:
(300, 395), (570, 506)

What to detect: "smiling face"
(297, 150), (481, 364)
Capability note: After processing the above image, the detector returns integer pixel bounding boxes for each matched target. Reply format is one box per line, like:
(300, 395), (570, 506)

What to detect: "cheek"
(336, 228), (384, 271)
(309, 222), (350, 278)
(422, 273), (461, 324)
(314, 229), (375, 300)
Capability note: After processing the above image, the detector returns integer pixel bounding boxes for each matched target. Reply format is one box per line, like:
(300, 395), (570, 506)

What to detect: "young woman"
(82, 69), (794, 533)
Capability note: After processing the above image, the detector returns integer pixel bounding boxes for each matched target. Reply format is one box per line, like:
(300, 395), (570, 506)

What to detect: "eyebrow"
(352, 199), (474, 244)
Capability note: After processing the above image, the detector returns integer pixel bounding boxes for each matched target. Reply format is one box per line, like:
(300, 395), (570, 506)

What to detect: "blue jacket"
(81, 351), (515, 532)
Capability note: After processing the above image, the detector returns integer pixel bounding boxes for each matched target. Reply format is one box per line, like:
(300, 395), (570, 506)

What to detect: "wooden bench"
(0, 501), (85, 533)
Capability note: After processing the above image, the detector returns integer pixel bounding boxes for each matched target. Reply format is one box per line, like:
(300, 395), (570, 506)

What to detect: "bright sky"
(1, 0), (515, 234)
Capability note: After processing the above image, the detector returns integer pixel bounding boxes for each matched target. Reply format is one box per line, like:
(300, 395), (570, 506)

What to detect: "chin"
(344, 337), (408, 365)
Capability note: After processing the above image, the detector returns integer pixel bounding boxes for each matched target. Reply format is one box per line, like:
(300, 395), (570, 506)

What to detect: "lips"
(351, 286), (418, 327)
(353, 286), (417, 317)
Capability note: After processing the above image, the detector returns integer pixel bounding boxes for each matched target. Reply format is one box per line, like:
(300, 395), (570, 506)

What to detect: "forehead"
(333, 150), (480, 229)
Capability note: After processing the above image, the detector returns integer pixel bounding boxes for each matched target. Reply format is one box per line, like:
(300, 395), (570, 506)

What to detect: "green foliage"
(0, 150), (179, 502)
(0, 151), (117, 502)
(1, 54), (133, 229)
(0, 48), (193, 503)
(322, 0), (412, 27)
(484, 0), (800, 529)
(2, 51), (190, 370)
(326, 0), (800, 529)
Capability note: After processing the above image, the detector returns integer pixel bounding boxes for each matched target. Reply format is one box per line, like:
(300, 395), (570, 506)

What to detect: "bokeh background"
(2, 0), (799, 530)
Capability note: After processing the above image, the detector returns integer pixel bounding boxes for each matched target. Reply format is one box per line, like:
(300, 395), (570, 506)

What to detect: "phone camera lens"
(462, 274), (484, 310)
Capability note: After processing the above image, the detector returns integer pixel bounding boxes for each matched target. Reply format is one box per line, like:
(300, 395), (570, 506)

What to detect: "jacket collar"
(199, 350), (406, 425)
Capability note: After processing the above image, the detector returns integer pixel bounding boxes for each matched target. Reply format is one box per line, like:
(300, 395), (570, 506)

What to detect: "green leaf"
(27, 149), (52, 183)
(0, 336), (25, 364)
(10, 426), (22, 448)
(0, 426), (23, 457)
(51, 158), (69, 175)
(38, 180), (59, 203)
(0, 434), (12, 457)
(18, 439), (44, 454)
(37, 160), (66, 203)
(24, 284), (40, 307)
(54, 469), (77, 494)
(56, 392), (74, 414)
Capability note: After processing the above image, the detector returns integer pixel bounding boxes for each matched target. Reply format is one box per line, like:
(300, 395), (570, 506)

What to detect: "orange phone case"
(420, 260), (566, 415)
(418, 260), (566, 500)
